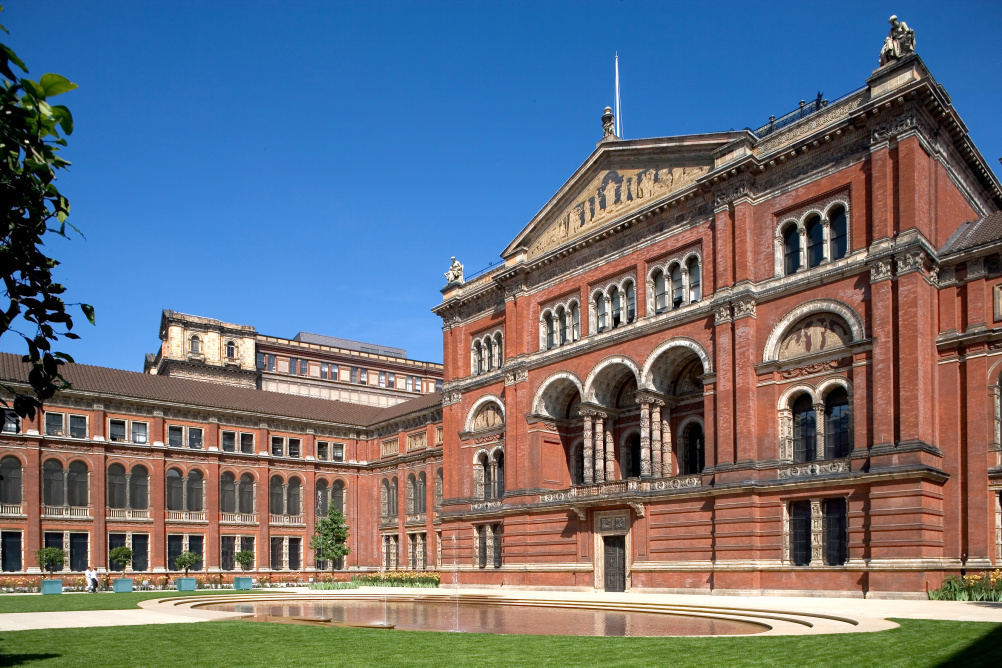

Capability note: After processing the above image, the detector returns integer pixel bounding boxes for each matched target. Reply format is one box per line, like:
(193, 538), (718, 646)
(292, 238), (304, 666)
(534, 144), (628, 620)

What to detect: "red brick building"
(433, 49), (1002, 597)
(2, 37), (1001, 598)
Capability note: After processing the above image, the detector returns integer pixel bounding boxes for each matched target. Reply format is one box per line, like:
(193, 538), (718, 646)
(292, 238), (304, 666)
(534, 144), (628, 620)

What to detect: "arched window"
(107, 464), (127, 509)
(570, 444), (584, 485)
(166, 468), (184, 511)
(435, 469), (443, 509)
(67, 461), (88, 507)
(625, 281), (636, 323)
(220, 472), (236, 513)
(269, 476), (284, 515)
(830, 206), (848, 260)
(485, 337), (494, 371)
(0, 456), (22, 505)
(186, 470), (203, 512)
(494, 451), (505, 498)
(493, 333), (503, 367)
(686, 258), (701, 303)
(190, 335), (201, 354)
(824, 387), (851, 459)
(42, 459), (63, 506)
(682, 423), (704, 475)
(544, 312), (555, 350)
(570, 303), (581, 341)
(238, 474), (254, 514)
(130, 466), (148, 510)
(316, 479), (329, 517)
(623, 434), (642, 479)
(390, 477), (398, 516)
(806, 215), (824, 268)
(556, 306), (567, 345)
(473, 341), (483, 374)
(609, 286), (621, 328)
(406, 474), (416, 514)
(478, 453), (492, 500)
(784, 224), (801, 275)
(380, 480), (389, 518)
(287, 477), (301, 516)
(417, 472), (427, 513)
(595, 293), (607, 332)
(670, 265), (684, 309)
(653, 269), (668, 313)
(792, 394), (817, 463)
(331, 480), (345, 514)
(226, 341), (235, 358)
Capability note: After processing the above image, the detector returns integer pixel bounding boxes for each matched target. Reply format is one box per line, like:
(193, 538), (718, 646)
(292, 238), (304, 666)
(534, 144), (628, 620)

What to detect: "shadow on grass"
(0, 653), (61, 666)
(937, 623), (1002, 667)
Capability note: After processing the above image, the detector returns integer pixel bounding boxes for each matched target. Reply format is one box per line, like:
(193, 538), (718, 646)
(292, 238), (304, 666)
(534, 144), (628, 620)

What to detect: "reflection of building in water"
(1, 19), (1001, 598)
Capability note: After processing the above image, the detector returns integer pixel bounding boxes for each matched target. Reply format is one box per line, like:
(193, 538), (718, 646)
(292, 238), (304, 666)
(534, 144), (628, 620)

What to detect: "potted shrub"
(233, 550), (254, 590)
(173, 551), (200, 591)
(108, 546), (135, 593)
(35, 547), (65, 594)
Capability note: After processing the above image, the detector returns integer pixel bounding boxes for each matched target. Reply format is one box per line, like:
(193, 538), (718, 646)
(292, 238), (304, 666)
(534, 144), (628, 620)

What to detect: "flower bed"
(352, 571), (440, 588)
(308, 581), (359, 590)
(928, 570), (1002, 601)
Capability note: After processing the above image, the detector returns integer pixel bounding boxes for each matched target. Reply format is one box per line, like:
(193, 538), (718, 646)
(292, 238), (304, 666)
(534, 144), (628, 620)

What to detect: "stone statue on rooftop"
(444, 257), (464, 284)
(601, 107), (616, 140)
(879, 15), (916, 66)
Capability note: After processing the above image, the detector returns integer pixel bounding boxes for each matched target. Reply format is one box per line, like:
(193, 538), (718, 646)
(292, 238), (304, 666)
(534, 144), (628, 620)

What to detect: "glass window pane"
(109, 420), (126, 442)
(69, 415), (87, 439)
(131, 422), (147, 444)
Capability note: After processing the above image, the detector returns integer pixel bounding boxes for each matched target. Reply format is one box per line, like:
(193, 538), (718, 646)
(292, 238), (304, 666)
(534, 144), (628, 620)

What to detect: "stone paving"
(0, 588), (999, 635)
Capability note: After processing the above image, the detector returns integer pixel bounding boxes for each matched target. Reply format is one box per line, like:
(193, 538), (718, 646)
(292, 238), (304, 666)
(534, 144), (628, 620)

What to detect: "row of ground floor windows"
(0, 532), (340, 572)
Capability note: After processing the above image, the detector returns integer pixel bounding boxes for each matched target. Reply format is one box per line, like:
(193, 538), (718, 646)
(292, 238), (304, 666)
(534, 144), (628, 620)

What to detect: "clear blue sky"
(2, 1), (999, 369)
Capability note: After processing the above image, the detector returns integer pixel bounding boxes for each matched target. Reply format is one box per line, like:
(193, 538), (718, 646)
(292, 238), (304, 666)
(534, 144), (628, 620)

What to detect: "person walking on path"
(84, 566), (99, 593)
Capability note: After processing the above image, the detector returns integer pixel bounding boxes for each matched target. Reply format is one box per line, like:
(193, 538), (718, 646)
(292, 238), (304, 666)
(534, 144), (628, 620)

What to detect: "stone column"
(638, 400), (652, 478)
(813, 402), (826, 460)
(62, 469), (69, 509)
(661, 406), (672, 477)
(605, 417), (615, 482)
(182, 477), (189, 512)
(582, 412), (594, 484)
(125, 473), (132, 510)
(810, 499), (823, 564)
(282, 483), (288, 516)
(651, 402), (662, 477)
(594, 414), (605, 482)
(822, 218), (831, 263)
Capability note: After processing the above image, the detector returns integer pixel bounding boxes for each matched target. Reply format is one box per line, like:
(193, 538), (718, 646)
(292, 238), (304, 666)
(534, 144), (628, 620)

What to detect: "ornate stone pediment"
(526, 164), (707, 259)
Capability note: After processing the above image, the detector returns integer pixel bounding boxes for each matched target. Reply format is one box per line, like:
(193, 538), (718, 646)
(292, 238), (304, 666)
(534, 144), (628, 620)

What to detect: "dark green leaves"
(0, 21), (90, 420)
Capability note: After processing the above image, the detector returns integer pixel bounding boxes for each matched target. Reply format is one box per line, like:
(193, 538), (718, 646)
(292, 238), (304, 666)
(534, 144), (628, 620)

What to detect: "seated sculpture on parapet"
(879, 15), (915, 66)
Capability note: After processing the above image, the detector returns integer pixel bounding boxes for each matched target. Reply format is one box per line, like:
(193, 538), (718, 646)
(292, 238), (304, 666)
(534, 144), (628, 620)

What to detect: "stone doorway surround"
(592, 509), (631, 591)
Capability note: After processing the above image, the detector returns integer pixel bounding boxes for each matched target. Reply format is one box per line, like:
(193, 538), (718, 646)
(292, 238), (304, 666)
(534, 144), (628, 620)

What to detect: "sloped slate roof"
(0, 353), (440, 427)
(941, 211), (1002, 254)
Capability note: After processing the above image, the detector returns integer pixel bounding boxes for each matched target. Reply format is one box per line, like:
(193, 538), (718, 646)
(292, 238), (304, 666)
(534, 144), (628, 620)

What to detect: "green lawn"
(0, 619), (999, 667)
(0, 589), (269, 614)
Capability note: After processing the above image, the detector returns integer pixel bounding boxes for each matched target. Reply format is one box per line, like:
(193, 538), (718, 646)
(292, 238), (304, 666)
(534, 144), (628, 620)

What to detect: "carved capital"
(503, 368), (528, 386)
(967, 257), (987, 280)
(895, 249), (930, 276)
(869, 258), (893, 283)
(442, 391), (462, 407)
(733, 298), (757, 320)
(714, 305), (733, 325)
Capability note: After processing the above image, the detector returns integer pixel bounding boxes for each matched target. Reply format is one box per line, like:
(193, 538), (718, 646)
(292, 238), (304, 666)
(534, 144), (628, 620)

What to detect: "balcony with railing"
(106, 508), (152, 521)
(165, 510), (206, 522)
(0, 504), (24, 517)
(220, 512), (258, 525)
(42, 505), (91, 519)
(269, 514), (304, 526)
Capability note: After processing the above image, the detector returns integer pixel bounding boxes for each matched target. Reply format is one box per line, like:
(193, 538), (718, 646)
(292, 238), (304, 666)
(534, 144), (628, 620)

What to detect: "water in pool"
(202, 599), (767, 637)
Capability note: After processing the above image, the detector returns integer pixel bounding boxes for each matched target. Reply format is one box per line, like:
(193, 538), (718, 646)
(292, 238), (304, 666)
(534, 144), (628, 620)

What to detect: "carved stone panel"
(528, 165), (708, 259)
(778, 314), (851, 360)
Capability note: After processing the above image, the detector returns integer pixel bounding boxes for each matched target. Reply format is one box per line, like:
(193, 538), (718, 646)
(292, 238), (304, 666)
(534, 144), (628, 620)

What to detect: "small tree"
(173, 551), (200, 577)
(234, 550), (254, 571)
(311, 510), (350, 577)
(35, 547), (64, 575)
(108, 546), (134, 572)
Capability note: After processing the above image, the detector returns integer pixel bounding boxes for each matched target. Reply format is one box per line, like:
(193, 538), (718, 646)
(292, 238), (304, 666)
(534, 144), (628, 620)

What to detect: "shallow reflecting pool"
(202, 599), (767, 637)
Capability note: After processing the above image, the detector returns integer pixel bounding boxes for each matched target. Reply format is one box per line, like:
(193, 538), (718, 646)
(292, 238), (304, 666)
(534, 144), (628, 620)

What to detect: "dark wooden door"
(603, 535), (626, 592)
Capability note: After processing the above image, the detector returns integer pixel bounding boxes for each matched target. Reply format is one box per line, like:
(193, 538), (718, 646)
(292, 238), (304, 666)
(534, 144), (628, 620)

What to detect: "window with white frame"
(778, 201), (850, 277)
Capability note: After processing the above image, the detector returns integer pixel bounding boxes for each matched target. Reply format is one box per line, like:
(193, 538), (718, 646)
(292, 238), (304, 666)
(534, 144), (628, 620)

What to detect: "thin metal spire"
(615, 52), (622, 138)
